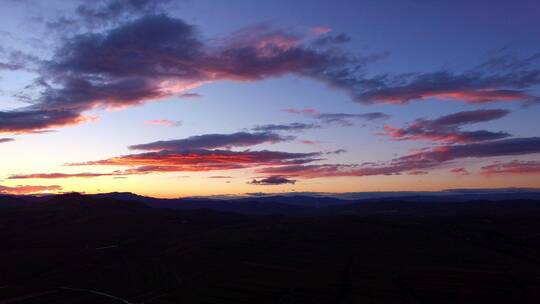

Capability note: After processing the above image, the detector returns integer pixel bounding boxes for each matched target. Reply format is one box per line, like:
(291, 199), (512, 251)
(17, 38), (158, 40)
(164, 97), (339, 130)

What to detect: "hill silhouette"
(1, 193), (540, 303)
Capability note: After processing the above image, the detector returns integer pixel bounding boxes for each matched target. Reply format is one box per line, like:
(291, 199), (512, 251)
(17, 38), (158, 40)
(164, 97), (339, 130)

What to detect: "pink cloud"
(311, 26), (332, 35)
(144, 119), (181, 127)
(450, 167), (471, 176)
(0, 184), (62, 195)
(379, 109), (510, 144)
(480, 160), (540, 176)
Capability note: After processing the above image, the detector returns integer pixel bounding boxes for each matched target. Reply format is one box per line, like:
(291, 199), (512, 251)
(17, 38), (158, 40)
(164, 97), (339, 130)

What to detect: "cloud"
(129, 132), (294, 151)
(0, 109), (94, 134)
(257, 137), (540, 178)
(257, 164), (364, 178)
(0, 49), (42, 72)
(68, 149), (321, 174)
(397, 137), (540, 164)
(17, 136), (538, 181)
(300, 140), (320, 145)
(8, 172), (121, 179)
(450, 167), (471, 176)
(47, 0), (172, 30)
(283, 108), (390, 127)
(312, 33), (352, 47)
(311, 26), (332, 35)
(208, 175), (232, 179)
(282, 108), (319, 115)
(0, 15), (374, 134)
(178, 92), (201, 98)
(251, 122), (321, 132)
(0, 184), (62, 195)
(408, 170), (429, 175)
(428, 109), (510, 125)
(0, 62), (22, 71)
(0, 138), (14, 143)
(326, 149), (347, 155)
(480, 160), (540, 176)
(144, 119), (181, 127)
(380, 109), (511, 143)
(248, 176), (296, 185)
(316, 112), (390, 126)
(3, 14), (538, 134)
(356, 58), (540, 104)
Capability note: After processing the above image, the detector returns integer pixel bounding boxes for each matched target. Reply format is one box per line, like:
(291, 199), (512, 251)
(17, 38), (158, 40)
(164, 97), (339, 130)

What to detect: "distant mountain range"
(2, 188), (540, 216)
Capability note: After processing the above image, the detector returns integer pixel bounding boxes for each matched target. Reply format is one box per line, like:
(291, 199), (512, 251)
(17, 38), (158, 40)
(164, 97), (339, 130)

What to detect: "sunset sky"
(1, 0), (539, 198)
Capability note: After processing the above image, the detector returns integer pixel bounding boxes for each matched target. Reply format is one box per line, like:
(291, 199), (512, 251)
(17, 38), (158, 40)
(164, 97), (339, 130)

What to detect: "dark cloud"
(3, 14), (537, 135)
(356, 68), (540, 105)
(248, 176), (296, 185)
(1, 15), (374, 134)
(312, 33), (352, 47)
(257, 137), (540, 178)
(178, 92), (201, 98)
(283, 108), (390, 127)
(0, 138), (14, 143)
(0, 109), (92, 134)
(480, 160), (540, 176)
(251, 122), (321, 132)
(431, 109), (510, 125)
(398, 137), (540, 163)
(129, 132), (294, 151)
(316, 112), (390, 126)
(48, 0), (172, 30)
(257, 164), (363, 178)
(326, 149), (347, 155)
(380, 109), (511, 143)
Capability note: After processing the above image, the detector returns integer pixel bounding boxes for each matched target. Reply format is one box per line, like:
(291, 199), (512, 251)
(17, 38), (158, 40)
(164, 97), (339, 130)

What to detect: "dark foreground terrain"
(1, 193), (540, 303)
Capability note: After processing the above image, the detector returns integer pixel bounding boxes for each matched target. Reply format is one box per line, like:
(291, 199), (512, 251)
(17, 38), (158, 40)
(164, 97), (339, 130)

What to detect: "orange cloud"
(0, 184), (62, 195)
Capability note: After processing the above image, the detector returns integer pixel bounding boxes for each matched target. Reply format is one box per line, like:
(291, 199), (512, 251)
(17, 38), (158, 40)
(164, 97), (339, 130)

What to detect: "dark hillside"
(1, 194), (540, 303)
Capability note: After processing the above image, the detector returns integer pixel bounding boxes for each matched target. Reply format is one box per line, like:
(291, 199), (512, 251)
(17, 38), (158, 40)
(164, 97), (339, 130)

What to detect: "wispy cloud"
(380, 109), (511, 143)
(283, 108), (390, 127)
(129, 132), (294, 151)
(8, 172), (123, 179)
(480, 160), (540, 176)
(251, 122), (321, 132)
(257, 137), (540, 178)
(450, 167), (471, 176)
(67, 149), (321, 174)
(299, 140), (320, 145)
(144, 119), (182, 127)
(0, 184), (62, 195)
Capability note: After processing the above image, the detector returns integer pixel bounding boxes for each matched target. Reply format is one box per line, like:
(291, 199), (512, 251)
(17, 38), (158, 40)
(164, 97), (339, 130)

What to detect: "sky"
(0, 0), (539, 198)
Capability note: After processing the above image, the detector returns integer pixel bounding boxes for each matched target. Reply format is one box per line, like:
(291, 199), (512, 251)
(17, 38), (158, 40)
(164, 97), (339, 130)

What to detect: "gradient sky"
(1, 0), (539, 198)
